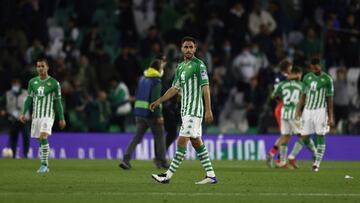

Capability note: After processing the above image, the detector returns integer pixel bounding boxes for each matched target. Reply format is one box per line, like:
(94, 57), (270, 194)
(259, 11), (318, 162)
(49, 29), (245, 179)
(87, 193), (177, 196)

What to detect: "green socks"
(279, 143), (288, 163)
(314, 135), (326, 167)
(196, 145), (215, 177)
(166, 146), (186, 178)
(288, 140), (303, 159)
(39, 138), (49, 166)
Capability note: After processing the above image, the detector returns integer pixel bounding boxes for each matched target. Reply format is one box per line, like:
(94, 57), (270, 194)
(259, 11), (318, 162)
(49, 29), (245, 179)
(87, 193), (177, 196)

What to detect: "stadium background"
(0, 0), (360, 158)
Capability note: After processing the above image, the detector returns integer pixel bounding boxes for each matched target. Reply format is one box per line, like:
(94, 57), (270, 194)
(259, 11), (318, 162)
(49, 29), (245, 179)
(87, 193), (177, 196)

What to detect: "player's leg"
(312, 109), (329, 171)
(277, 119), (291, 168)
(288, 118), (316, 168)
(268, 102), (283, 159)
(120, 117), (148, 169)
(152, 116), (192, 184)
(151, 136), (189, 184)
(313, 134), (325, 170)
(278, 135), (290, 168)
(38, 132), (50, 173)
(36, 118), (54, 173)
(191, 138), (217, 184)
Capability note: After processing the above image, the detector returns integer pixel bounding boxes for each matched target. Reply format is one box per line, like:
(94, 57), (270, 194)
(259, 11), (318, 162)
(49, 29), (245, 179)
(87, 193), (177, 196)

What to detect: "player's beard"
(184, 52), (193, 60)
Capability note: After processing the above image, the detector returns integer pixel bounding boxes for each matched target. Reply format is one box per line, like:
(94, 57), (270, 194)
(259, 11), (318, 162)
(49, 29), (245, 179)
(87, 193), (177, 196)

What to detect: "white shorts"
(31, 118), (55, 138)
(281, 119), (301, 135)
(301, 108), (329, 135)
(179, 116), (202, 138)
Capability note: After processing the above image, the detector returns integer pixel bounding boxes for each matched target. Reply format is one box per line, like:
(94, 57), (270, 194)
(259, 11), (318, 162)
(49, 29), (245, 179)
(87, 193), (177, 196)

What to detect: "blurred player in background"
(150, 36), (217, 184)
(1, 79), (30, 158)
(20, 58), (66, 173)
(296, 57), (334, 172)
(271, 66), (316, 168)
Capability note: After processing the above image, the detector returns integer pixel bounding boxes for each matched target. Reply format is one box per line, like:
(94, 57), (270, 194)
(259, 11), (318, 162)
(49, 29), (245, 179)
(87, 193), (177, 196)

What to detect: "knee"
(39, 133), (49, 140)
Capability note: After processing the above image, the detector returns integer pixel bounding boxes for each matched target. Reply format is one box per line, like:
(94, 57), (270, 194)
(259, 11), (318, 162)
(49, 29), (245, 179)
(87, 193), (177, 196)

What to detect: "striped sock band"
(166, 146), (186, 178)
(279, 143), (288, 163)
(304, 137), (316, 154)
(40, 139), (49, 166)
(289, 140), (303, 159)
(196, 145), (215, 177)
(314, 135), (326, 167)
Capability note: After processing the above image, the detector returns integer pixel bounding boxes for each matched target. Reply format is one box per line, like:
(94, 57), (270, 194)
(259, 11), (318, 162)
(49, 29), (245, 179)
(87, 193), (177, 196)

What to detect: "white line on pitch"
(0, 192), (360, 197)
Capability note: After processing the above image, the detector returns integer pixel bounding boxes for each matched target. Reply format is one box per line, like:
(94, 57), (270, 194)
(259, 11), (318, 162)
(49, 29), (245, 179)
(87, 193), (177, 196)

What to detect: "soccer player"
(150, 36), (217, 184)
(20, 58), (66, 173)
(296, 57), (334, 172)
(271, 66), (316, 168)
(266, 60), (293, 168)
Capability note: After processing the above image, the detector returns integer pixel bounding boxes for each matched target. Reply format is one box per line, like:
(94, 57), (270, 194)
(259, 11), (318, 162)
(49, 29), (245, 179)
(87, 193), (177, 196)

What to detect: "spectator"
(85, 90), (111, 132)
(219, 81), (249, 133)
(248, 1), (277, 36)
(334, 67), (350, 128)
(0, 79), (30, 158)
(108, 79), (133, 132)
(232, 44), (257, 83)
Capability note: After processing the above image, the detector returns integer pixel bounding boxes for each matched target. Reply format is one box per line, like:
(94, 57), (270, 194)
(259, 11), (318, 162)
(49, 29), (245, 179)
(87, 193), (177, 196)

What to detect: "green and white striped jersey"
(302, 72), (334, 110)
(272, 80), (303, 120)
(172, 57), (209, 118)
(27, 76), (62, 119)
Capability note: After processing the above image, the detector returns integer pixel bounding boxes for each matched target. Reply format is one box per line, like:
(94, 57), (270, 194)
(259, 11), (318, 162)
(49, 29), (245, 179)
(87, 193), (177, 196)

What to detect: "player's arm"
(296, 93), (305, 120)
(54, 82), (66, 129)
(150, 67), (180, 112)
(149, 87), (179, 112)
(150, 82), (164, 123)
(326, 78), (335, 127)
(287, 73), (300, 81)
(327, 96), (334, 127)
(20, 81), (33, 123)
(202, 84), (213, 123)
(271, 82), (281, 100)
(199, 62), (213, 123)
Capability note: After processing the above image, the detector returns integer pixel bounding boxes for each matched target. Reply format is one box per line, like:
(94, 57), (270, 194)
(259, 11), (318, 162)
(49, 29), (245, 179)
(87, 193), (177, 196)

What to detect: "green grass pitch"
(0, 159), (359, 203)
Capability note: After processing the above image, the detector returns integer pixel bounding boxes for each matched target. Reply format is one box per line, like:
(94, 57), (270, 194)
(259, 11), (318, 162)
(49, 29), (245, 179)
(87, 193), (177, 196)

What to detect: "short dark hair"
(291, 66), (302, 74)
(149, 59), (161, 70)
(181, 36), (196, 45)
(310, 57), (321, 65)
(155, 53), (166, 61)
(279, 59), (292, 71)
(36, 58), (49, 66)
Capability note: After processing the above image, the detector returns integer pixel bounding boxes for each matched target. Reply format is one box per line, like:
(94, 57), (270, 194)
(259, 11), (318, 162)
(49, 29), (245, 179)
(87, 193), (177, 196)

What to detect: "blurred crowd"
(0, 0), (360, 134)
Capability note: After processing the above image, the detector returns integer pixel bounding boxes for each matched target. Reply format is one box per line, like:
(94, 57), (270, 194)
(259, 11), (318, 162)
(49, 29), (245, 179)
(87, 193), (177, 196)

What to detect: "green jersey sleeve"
(172, 67), (181, 89)
(198, 62), (209, 86)
(326, 76), (334, 96)
(271, 82), (282, 98)
(302, 76), (309, 94)
(54, 81), (62, 100)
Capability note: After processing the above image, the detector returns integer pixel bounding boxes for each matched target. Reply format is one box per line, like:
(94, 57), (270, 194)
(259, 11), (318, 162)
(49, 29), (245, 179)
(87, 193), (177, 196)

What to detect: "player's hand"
(295, 110), (301, 120)
(204, 110), (213, 123)
(149, 100), (161, 112)
(19, 114), (26, 123)
(327, 115), (335, 127)
(59, 120), (66, 130)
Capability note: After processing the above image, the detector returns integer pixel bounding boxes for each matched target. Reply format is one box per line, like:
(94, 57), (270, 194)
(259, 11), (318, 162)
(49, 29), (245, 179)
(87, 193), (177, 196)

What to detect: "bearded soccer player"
(150, 36), (217, 184)
(20, 58), (66, 173)
(296, 57), (334, 172)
